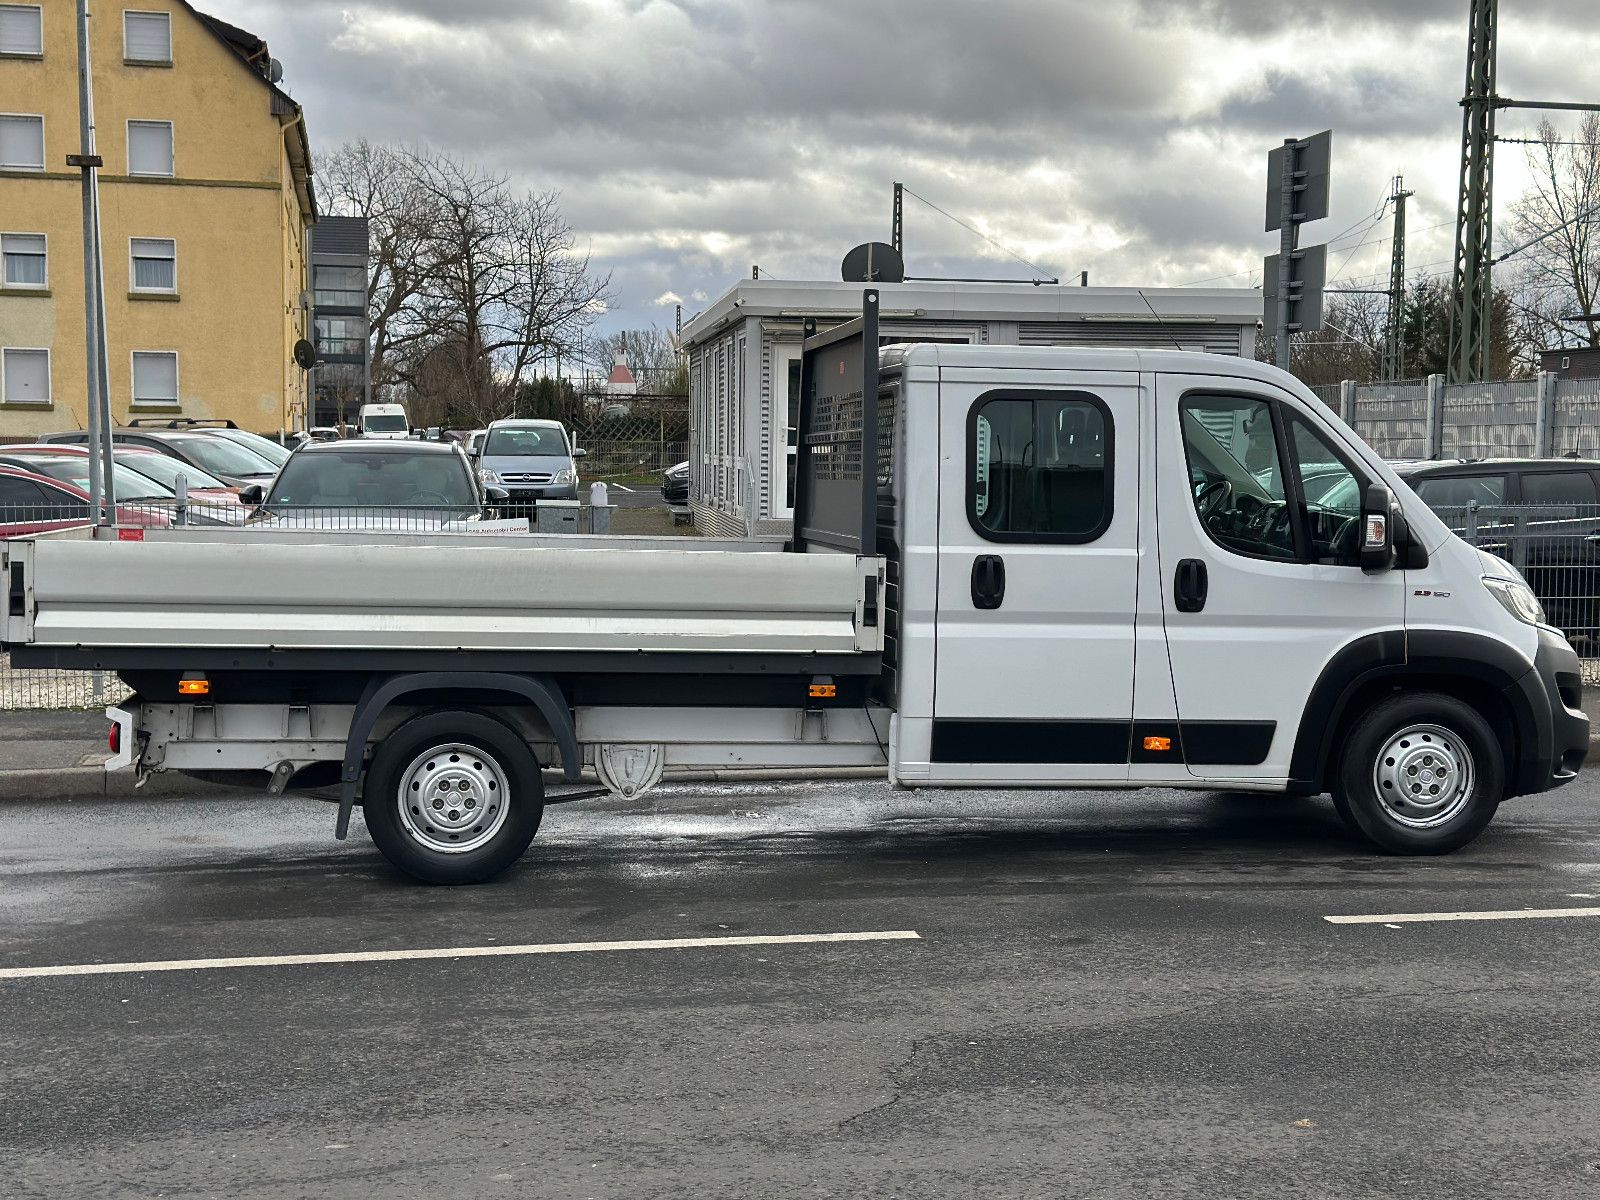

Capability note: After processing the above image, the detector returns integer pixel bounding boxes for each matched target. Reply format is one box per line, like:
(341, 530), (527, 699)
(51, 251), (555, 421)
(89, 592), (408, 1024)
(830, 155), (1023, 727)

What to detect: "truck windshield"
(484, 427), (567, 456)
(364, 414), (409, 433)
(265, 450), (477, 510)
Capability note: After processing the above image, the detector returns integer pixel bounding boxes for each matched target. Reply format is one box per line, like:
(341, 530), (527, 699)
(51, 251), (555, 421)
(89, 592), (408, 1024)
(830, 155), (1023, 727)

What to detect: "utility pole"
(70, 0), (114, 521)
(891, 182), (903, 256)
(1383, 176), (1414, 381)
(1447, 0), (1498, 384)
(1447, 0), (1600, 382)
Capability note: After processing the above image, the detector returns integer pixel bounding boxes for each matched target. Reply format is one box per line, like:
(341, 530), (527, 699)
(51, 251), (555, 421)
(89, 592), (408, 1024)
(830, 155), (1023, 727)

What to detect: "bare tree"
(319, 141), (439, 391)
(1507, 115), (1600, 351)
(317, 141), (612, 423)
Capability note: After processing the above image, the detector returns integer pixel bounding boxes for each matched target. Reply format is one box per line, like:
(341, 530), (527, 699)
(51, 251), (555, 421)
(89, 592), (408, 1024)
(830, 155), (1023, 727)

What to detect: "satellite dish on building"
(268, 58), (284, 84)
(293, 339), (317, 371)
(841, 241), (905, 284)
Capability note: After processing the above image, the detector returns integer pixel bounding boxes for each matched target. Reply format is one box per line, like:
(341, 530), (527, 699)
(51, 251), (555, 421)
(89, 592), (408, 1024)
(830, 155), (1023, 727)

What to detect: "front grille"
(502, 473), (554, 485)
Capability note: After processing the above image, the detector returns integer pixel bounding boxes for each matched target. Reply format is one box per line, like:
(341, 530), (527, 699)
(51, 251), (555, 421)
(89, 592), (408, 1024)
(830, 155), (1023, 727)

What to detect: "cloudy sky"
(215, 0), (1599, 337)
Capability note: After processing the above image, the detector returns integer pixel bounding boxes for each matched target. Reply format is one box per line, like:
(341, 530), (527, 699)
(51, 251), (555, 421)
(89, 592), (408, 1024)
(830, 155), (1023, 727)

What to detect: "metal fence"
(1331, 371), (1600, 462)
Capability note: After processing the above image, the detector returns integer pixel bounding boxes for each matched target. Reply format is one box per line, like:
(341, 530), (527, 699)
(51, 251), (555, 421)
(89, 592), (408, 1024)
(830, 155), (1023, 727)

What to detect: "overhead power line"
(898, 185), (1058, 283)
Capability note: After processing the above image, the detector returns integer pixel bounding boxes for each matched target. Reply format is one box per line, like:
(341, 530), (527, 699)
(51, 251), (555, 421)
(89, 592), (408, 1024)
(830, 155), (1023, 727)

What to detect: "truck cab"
(868, 335), (1586, 850)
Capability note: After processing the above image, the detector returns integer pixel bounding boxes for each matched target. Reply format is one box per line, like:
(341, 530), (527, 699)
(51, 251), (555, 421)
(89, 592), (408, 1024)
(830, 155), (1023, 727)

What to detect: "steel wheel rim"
(396, 742), (511, 854)
(1371, 723), (1475, 829)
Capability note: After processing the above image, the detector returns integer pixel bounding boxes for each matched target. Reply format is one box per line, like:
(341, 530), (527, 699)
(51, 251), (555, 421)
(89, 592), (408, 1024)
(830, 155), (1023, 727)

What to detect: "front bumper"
(501, 485), (579, 509)
(1510, 625), (1589, 795)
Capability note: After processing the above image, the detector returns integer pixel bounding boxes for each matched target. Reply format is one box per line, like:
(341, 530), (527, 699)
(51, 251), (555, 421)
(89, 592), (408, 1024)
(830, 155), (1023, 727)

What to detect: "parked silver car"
(473, 419), (584, 513)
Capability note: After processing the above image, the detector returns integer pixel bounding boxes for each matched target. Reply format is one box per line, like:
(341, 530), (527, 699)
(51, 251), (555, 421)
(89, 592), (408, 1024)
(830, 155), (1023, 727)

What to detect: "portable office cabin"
(680, 279), (1261, 536)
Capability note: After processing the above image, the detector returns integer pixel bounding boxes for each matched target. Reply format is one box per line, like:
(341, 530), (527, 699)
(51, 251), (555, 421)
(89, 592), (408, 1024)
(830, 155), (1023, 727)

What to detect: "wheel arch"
(1289, 629), (1538, 795)
(336, 672), (580, 839)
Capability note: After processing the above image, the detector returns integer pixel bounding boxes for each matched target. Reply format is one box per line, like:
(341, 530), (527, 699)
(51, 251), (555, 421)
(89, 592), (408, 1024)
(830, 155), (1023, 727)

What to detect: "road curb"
(0, 767), (239, 802)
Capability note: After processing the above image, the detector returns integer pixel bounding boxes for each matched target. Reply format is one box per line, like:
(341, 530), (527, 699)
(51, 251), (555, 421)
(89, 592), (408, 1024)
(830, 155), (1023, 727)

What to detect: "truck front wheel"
(363, 710), (544, 884)
(1332, 692), (1504, 855)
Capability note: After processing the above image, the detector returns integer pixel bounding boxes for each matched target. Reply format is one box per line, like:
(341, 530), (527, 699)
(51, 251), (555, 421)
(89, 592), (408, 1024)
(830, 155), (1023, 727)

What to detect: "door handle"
(1174, 558), (1208, 613)
(971, 554), (1006, 610)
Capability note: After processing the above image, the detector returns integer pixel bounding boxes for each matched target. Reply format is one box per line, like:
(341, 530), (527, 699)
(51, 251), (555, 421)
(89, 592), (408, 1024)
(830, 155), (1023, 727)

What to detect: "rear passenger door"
(931, 371), (1141, 783)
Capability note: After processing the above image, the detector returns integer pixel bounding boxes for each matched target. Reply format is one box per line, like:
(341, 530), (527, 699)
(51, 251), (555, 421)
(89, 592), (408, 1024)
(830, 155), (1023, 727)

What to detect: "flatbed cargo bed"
(1, 527), (886, 673)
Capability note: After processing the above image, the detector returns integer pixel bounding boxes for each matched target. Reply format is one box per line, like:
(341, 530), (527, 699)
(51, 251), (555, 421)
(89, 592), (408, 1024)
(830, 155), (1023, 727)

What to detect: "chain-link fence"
(570, 403), (688, 478)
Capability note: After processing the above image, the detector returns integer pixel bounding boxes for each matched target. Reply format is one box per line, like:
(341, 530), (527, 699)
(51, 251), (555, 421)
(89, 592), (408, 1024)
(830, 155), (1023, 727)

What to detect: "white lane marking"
(0, 930), (920, 981)
(1326, 907), (1600, 925)
(612, 484), (634, 492)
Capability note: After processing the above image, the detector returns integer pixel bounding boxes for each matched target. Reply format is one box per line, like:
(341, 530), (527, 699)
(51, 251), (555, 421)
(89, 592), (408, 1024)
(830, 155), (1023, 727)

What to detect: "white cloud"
(212, 0), (1600, 327)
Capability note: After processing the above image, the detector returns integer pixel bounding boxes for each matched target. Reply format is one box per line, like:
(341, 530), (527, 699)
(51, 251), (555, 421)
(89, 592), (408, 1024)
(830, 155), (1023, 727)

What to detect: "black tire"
(1332, 691), (1504, 855)
(363, 709), (543, 884)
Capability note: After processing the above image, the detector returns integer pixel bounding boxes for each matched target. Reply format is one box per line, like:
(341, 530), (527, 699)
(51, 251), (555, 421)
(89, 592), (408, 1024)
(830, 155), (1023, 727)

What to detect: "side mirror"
(238, 483), (265, 506)
(484, 485), (509, 503)
(572, 447), (587, 459)
(1360, 482), (1394, 573)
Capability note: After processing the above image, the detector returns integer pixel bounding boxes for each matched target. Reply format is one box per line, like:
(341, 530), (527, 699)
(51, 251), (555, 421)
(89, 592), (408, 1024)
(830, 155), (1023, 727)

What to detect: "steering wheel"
(1261, 503), (1293, 545)
(1195, 479), (1233, 518)
(405, 490), (453, 507)
(1331, 514), (1360, 559)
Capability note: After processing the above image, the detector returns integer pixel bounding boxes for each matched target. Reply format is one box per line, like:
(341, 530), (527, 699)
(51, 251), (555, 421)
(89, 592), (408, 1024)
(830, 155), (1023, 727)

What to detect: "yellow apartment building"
(0, 0), (315, 438)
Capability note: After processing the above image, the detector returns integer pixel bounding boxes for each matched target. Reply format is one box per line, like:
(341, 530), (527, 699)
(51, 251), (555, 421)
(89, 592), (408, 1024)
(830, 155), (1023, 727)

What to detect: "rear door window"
(1520, 470), (1598, 507)
(969, 392), (1112, 542)
(1412, 474), (1506, 508)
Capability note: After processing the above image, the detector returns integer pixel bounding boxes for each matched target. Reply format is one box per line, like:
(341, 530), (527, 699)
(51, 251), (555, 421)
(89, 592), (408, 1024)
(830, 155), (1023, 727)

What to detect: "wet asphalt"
(3, 777), (1600, 1199)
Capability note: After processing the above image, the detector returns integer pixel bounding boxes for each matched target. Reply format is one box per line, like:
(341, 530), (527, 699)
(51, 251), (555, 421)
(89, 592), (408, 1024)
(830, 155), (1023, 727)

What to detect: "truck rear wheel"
(1332, 692), (1504, 855)
(363, 710), (544, 884)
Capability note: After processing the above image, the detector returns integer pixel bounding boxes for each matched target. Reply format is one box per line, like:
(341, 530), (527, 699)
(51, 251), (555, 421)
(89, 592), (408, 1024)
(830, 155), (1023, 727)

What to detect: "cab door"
(1155, 374), (1406, 783)
(930, 370), (1141, 784)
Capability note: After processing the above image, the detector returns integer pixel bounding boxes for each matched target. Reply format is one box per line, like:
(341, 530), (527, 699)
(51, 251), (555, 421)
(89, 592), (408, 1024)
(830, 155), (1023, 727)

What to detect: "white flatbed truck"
(2, 292), (1587, 882)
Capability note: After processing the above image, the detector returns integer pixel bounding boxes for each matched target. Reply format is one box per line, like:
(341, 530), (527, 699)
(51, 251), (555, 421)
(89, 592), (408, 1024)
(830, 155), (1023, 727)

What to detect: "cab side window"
(1178, 395), (1296, 560)
(1287, 415), (1361, 566)
(969, 392), (1112, 543)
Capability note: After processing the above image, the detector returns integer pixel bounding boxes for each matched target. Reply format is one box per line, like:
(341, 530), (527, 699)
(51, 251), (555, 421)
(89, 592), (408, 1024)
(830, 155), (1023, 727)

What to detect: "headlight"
(477, 468), (501, 485)
(553, 468), (574, 485)
(1482, 576), (1546, 626)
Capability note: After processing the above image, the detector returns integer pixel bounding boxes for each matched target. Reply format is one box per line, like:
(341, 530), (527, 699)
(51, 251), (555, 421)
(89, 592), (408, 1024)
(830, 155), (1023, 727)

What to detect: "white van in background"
(358, 403), (410, 440)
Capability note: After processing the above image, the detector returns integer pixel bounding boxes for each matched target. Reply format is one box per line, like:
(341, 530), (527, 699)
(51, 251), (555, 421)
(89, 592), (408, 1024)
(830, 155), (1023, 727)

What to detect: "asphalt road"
(4, 776), (1600, 1199)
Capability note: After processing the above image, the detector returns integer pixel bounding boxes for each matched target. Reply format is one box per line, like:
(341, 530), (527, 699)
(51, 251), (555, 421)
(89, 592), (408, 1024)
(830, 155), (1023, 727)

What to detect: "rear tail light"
(108, 722), (121, 754)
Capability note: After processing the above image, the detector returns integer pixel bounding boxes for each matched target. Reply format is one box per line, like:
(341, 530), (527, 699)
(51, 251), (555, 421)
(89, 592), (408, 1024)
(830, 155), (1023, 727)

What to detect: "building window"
(2, 232), (46, 287)
(314, 316), (365, 358)
(313, 264), (365, 309)
(131, 350), (179, 406)
(0, 113), (44, 170)
(127, 120), (173, 176)
(0, 5), (43, 57)
(123, 10), (171, 63)
(129, 237), (176, 292)
(2, 347), (50, 403)
(968, 391), (1113, 543)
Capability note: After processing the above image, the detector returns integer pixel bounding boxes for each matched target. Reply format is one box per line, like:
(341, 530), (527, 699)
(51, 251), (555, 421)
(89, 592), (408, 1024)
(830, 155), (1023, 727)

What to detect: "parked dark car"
(244, 440), (515, 531)
(1395, 458), (1600, 645)
(41, 429), (280, 489)
(126, 417), (294, 468)
(661, 460), (689, 507)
